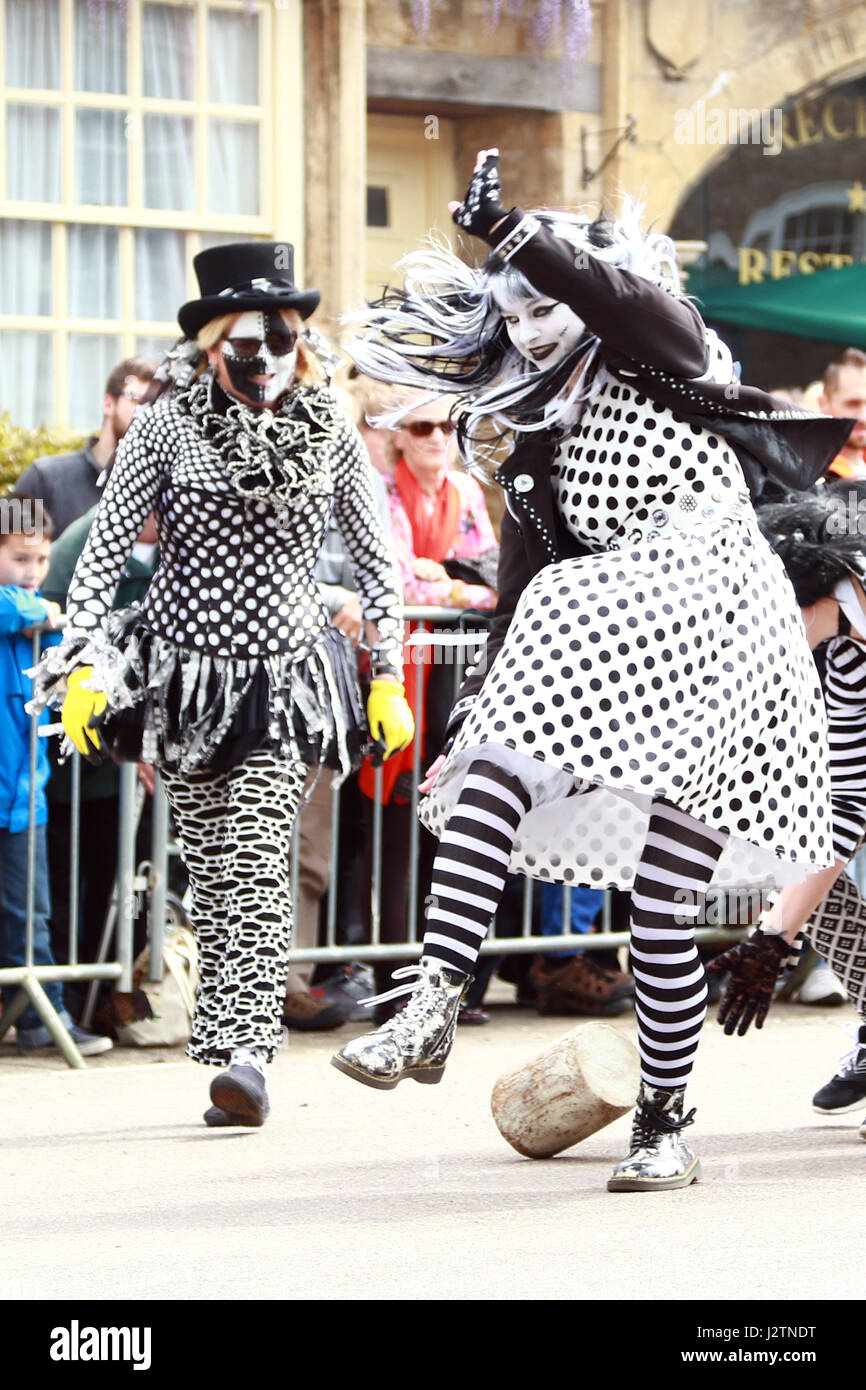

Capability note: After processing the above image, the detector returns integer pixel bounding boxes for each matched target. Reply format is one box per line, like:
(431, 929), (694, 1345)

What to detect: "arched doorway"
(669, 73), (866, 390)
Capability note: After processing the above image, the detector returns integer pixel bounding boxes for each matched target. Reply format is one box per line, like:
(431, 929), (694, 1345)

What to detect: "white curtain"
(143, 114), (195, 211)
(0, 221), (52, 315)
(68, 224), (120, 319)
(4, 0), (60, 89)
(76, 109), (127, 205)
(7, 104), (61, 202)
(0, 331), (54, 428)
(67, 333), (122, 431)
(74, 0), (126, 94)
(136, 334), (175, 365)
(210, 120), (259, 216)
(142, 2), (195, 100)
(135, 228), (186, 321)
(208, 10), (259, 105)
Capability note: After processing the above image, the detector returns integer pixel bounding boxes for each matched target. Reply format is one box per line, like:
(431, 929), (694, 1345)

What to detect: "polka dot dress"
(33, 373), (404, 773)
(421, 375), (834, 892)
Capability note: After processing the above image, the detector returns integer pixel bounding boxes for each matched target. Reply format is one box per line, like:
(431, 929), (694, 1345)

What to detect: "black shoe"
(203, 1104), (266, 1128)
(813, 1030), (866, 1115)
(209, 1064), (270, 1124)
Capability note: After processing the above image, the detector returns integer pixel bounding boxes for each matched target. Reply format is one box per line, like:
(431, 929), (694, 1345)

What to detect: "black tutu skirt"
(81, 609), (367, 776)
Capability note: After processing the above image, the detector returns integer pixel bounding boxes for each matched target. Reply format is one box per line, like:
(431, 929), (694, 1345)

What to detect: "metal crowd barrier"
(2, 609), (772, 1070)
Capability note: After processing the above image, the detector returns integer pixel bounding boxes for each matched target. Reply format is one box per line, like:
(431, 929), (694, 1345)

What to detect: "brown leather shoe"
(282, 989), (348, 1031)
(530, 953), (635, 1017)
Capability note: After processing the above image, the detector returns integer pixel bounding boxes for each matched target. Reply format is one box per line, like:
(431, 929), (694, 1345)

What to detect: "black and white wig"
(345, 199), (685, 474)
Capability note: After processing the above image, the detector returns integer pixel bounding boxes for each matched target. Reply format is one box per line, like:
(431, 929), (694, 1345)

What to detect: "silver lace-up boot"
(331, 959), (467, 1090)
(607, 1082), (700, 1192)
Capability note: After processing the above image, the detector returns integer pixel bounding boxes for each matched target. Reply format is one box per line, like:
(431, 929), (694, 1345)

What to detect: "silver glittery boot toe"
(330, 959), (467, 1090)
(607, 1083), (701, 1192)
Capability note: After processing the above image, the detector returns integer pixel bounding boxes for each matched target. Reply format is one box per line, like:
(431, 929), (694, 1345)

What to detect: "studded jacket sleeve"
(488, 211), (709, 378)
(329, 417), (404, 671)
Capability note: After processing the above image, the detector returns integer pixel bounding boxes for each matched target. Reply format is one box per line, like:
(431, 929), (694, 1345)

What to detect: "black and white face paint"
(491, 284), (586, 369)
(222, 311), (298, 404)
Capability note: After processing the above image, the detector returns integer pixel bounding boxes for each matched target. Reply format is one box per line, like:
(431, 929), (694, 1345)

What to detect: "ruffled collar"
(179, 370), (343, 511)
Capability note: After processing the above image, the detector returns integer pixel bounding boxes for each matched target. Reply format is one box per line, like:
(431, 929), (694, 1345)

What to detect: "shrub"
(0, 413), (88, 493)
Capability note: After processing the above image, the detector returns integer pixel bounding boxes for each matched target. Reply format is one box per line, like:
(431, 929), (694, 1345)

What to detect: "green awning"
(687, 263), (866, 347)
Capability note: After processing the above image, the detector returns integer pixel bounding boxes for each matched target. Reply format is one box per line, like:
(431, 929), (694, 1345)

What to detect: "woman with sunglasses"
(358, 390), (498, 1004)
(30, 242), (411, 1128)
(332, 150), (850, 1192)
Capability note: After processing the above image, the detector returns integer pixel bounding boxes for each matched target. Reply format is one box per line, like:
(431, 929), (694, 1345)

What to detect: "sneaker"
(530, 953), (635, 1017)
(812, 1026), (866, 1114)
(796, 959), (847, 1007)
(317, 962), (376, 1022)
(608, 1083), (701, 1193)
(331, 959), (466, 1090)
(16, 1022), (114, 1057)
(282, 989), (349, 1031)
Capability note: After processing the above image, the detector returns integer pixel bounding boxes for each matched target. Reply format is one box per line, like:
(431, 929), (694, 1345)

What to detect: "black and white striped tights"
(423, 760), (727, 1089)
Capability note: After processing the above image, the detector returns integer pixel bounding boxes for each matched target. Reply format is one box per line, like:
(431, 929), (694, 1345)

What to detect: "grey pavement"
(1, 987), (863, 1303)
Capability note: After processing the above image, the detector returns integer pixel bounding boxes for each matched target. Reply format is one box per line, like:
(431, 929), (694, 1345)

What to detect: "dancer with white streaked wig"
(333, 149), (851, 1193)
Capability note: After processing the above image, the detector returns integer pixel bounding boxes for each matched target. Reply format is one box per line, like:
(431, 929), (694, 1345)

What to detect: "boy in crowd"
(0, 495), (112, 1056)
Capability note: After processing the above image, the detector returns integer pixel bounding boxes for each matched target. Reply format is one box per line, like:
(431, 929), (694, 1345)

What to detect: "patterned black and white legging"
(807, 870), (866, 1025)
(424, 760), (727, 1089)
(160, 748), (308, 1066)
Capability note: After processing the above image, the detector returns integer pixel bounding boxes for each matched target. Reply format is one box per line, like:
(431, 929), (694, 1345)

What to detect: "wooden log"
(491, 1023), (640, 1158)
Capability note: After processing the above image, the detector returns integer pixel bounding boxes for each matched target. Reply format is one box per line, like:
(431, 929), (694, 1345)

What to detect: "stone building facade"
(4, 0), (866, 425)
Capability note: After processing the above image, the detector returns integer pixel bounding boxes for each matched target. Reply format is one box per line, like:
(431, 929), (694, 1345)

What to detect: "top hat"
(178, 241), (320, 339)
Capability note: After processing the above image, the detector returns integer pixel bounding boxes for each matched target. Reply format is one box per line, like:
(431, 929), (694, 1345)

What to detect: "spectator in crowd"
(283, 375), (395, 1031)
(29, 241), (409, 1127)
(530, 883), (635, 1015)
(11, 357), (156, 537)
(0, 496), (111, 1056)
(820, 348), (866, 481)
(357, 389), (499, 1006)
(344, 368), (402, 479)
(41, 506), (160, 1015)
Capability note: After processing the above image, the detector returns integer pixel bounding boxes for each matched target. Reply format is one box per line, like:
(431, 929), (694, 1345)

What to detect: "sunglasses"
(226, 330), (298, 359)
(405, 419), (456, 437)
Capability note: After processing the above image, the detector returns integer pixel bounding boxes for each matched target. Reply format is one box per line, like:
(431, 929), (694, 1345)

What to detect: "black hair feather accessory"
(756, 490), (866, 607)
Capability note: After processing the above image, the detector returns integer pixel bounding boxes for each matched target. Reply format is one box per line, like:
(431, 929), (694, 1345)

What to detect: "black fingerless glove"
(451, 153), (509, 240)
(707, 928), (791, 1036)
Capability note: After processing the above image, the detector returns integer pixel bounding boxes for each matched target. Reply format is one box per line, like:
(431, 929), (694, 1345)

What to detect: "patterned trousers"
(160, 749), (308, 1066)
(806, 872), (866, 1023)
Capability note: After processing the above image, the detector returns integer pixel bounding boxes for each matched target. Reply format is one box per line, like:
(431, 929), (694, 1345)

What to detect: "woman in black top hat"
(32, 242), (413, 1126)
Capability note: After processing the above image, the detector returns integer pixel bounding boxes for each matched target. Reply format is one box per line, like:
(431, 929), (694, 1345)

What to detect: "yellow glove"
(61, 667), (108, 762)
(366, 678), (415, 763)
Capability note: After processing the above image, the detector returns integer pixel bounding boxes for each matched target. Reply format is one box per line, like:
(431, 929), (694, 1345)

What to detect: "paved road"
(1, 990), (863, 1304)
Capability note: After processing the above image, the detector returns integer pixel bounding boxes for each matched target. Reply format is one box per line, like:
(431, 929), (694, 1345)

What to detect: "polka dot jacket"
(31, 373), (404, 773)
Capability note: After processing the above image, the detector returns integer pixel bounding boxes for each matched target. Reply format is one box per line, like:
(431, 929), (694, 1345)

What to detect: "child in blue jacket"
(0, 496), (111, 1055)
